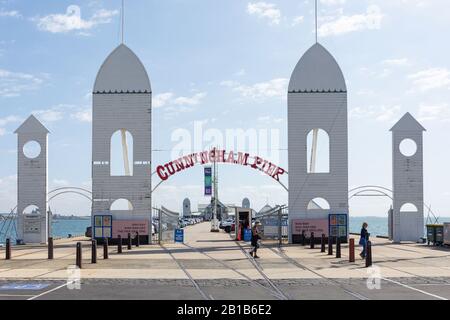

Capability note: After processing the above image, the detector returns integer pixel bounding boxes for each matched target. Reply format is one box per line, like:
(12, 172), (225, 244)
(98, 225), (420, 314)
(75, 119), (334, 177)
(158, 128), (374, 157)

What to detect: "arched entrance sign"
(154, 149), (288, 192)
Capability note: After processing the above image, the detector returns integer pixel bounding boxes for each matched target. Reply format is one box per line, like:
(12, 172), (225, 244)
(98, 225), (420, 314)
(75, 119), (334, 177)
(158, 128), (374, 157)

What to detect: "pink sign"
(112, 220), (149, 238)
(292, 219), (329, 236)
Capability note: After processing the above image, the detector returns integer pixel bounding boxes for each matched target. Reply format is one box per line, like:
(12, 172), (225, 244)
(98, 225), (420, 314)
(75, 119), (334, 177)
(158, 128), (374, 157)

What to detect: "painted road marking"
(382, 278), (448, 300)
(0, 283), (50, 290)
(27, 281), (74, 301)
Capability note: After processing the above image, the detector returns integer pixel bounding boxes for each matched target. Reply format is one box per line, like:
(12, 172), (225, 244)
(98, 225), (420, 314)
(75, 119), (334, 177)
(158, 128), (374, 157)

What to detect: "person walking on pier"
(359, 222), (370, 259)
(249, 221), (261, 259)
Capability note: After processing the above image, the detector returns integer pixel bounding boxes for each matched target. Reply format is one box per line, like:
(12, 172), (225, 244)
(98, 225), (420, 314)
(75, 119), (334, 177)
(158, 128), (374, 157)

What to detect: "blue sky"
(0, 0), (449, 217)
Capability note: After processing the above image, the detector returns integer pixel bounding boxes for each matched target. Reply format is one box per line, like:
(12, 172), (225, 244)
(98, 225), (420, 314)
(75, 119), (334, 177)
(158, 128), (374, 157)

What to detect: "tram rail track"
(263, 245), (370, 300)
(182, 243), (287, 300)
(160, 243), (213, 301)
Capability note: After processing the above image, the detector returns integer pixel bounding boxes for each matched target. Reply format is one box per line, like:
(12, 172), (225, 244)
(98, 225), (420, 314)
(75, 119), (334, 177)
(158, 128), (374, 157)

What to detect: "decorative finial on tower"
(121, 0), (125, 44)
(315, 0), (318, 43)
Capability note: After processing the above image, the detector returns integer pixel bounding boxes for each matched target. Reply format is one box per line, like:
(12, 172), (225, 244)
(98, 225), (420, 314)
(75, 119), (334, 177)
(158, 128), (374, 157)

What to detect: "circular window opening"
(23, 141), (41, 159)
(399, 139), (417, 157)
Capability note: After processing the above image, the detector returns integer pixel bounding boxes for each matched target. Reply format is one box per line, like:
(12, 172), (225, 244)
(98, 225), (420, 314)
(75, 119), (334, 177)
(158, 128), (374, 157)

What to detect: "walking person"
(249, 221), (261, 259)
(359, 222), (370, 259)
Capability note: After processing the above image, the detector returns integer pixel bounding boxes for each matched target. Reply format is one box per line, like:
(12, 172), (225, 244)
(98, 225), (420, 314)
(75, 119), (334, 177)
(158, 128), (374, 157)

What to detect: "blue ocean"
(1, 216), (449, 244)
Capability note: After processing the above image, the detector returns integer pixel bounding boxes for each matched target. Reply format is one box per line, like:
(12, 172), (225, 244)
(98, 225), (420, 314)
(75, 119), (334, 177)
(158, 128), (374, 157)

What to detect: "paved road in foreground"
(1, 222), (449, 300)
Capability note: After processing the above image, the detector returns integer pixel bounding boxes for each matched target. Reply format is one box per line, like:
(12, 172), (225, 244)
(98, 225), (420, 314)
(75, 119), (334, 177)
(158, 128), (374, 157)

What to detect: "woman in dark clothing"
(249, 221), (261, 258)
(359, 222), (370, 259)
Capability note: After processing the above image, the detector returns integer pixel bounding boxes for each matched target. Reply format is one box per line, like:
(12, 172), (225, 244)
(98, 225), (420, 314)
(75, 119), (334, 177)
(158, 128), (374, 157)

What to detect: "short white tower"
(15, 115), (50, 244)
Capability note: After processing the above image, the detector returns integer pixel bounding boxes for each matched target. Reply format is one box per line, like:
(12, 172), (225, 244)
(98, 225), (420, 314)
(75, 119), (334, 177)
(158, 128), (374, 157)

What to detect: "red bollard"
(76, 242), (82, 269)
(366, 241), (372, 268)
(5, 238), (11, 260)
(118, 235), (122, 254)
(103, 238), (109, 260)
(135, 232), (140, 247)
(310, 232), (315, 249)
(349, 238), (355, 263)
(321, 234), (326, 253)
(48, 237), (54, 260)
(127, 233), (132, 250)
(91, 240), (97, 264)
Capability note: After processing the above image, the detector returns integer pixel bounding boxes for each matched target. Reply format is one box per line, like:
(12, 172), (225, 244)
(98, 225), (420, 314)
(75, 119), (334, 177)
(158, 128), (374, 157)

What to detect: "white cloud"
(36, 5), (118, 34)
(0, 9), (22, 18)
(318, 5), (384, 37)
(174, 92), (207, 106)
(291, 16), (304, 27)
(408, 68), (450, 92)
(350, 105), (402, 123)
(320, 0), (347, 5)
(153, 92), (174, 108)
(247, 2), (282, 25)
(0, 128), (5, 136)
(71, 109), (92, 123)
(418, 104), (450, 122)
(0, 69), (44, 97)
(223, 78), (289, 102)
(382, 58), (411, 67)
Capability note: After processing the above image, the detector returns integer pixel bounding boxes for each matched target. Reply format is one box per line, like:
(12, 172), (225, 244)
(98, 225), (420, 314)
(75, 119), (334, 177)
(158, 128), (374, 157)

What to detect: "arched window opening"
(110, 199), (134, 211)
(400, 203), (418, 212)
(307, 129), (330, 173)
(23, 205), (40, 215)
(111, 130), (133, 176)
(307, 198), (331, 210)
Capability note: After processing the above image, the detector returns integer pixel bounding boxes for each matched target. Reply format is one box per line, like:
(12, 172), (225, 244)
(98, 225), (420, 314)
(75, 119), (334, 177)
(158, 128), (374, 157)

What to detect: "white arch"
(111, 130), (133, 176)
(400, 203), (418, 212)
(307, 129), (330, 173)
(110, 199), (133, 211)
(22, 205), (40, 215)
(307, 197), (330, 210)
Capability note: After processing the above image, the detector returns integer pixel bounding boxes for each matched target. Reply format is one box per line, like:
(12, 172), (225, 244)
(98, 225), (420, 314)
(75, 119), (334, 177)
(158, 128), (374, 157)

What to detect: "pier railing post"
(365, 241), (372, 267)
(328, 236), (333, 256)
(91, 240), (97, 264)
(76, 242), (82, 269)
(336, 236), (341, 258)
(48, 237), (54, 260)
(349, 238), (355, 263)
(310, 232), (315, 249)
(118, 235), (122, 254)
(5, 238), (11, 260)
(127, 233), (132, 250)
(103, 238), (109, 259)
(321, 234), (326, 253)
(135, 232), (140, 247)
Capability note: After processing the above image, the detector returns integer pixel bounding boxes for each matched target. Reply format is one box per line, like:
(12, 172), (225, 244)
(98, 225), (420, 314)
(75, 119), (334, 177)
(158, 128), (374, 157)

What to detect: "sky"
(0, 0), (449, 217)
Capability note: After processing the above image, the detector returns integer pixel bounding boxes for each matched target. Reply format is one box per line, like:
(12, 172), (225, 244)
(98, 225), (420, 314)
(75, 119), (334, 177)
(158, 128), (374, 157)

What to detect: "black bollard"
(127, 233), (132, 250)
(135, 232), (140, 247)
(321, 234), (326, 253)
(48, 237), (54, 260)
(310, 232), (315, 249)
(91, 240), (97, 264)
(76, 242), (82, 269)
(118, 235), (122, 254)
(5, 238), (11, 260)
(365, 241), (372, 267)
(103, 238), (109, 259)
(336, 236), (341, 258)
(328, 236), (333, 256)
(301, 230), (306, 246)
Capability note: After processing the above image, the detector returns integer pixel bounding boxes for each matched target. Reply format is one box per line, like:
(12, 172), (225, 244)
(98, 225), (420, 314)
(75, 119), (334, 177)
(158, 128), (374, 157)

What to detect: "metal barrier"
(154, 206), (180, 244)
(256, 205), (288, 246)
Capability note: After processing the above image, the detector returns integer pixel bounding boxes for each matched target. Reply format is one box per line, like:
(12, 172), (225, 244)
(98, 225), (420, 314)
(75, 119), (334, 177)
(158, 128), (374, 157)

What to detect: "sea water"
(1, 216), (449, 244)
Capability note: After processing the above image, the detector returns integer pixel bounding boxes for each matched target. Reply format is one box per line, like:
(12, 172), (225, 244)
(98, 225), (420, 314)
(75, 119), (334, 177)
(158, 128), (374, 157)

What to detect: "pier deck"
(0, 222), (449, 300)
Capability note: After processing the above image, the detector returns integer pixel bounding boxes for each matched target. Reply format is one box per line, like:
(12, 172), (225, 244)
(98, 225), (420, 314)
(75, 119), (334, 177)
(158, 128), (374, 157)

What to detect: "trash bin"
(435, 225), (444, 245)
(243, 228), (252, 242)
(426, 225), (436, 245)
(444, 223), (450, 246)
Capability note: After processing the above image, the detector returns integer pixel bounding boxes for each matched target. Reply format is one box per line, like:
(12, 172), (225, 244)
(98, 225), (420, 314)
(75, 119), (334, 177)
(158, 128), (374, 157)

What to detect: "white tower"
(92, 44), (152, 243)
(15, 115), (50, 244)
(287, 43), (349, 242)
(390, 113), (426, 242)
(182, 198), (191, 217)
